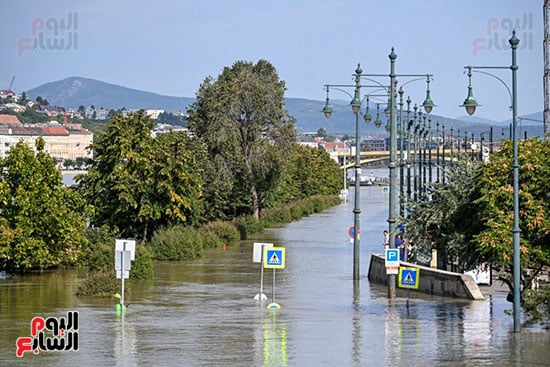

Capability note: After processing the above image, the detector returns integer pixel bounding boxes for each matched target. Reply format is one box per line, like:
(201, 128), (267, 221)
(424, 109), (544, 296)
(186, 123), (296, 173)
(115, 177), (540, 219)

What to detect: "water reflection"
(261, 311), (288, 367)
(114, 313), (137, 367)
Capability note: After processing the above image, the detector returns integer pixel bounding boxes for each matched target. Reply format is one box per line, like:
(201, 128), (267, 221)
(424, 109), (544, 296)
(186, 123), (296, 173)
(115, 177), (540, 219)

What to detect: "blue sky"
(0, 0), (544, 122)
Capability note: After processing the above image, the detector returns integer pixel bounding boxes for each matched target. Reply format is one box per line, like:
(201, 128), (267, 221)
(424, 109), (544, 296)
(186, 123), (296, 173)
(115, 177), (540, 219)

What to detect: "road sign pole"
(272, 268), (276, 303)
(259, 245), (265, 305)
(120, 248), (125, 308)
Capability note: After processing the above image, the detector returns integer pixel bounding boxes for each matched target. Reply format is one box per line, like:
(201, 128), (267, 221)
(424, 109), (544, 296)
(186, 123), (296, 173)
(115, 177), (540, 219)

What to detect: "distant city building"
(296, 134), (319, 148)
(362, 137), (386, 151)
(145, 109), (165, 119)
(0, 114), (93, 164)
(151, 124), (187, 137)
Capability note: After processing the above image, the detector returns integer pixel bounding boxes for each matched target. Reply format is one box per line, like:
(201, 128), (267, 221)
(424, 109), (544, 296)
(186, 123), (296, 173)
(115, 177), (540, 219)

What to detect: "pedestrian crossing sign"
(264, 247), (286, 269)
(398, 267), (420, 289)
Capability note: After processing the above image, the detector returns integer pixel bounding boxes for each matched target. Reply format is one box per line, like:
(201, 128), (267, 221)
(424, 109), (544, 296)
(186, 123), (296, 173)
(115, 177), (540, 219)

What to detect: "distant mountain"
(26, 77), (194, 112)
(25, 77), (544, 137)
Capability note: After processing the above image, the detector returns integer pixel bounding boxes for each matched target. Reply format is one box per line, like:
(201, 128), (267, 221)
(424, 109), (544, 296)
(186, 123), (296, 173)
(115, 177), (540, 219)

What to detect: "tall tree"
(0, 138), (88, 271)
(187, 60), (296, 220)
(76, 111), (204, 240)
(473, 139), (550, 297)
(270, 145), (341, 205)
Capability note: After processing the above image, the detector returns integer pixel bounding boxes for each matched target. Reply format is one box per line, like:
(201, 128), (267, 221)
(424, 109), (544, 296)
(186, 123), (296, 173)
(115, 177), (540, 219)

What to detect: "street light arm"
(466, 68), (514, 110)
(323, 85), (354, 99)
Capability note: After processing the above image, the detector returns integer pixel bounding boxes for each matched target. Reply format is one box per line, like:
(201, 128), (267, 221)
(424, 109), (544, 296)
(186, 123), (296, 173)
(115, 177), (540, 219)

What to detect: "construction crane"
(8, 76), (15, 91)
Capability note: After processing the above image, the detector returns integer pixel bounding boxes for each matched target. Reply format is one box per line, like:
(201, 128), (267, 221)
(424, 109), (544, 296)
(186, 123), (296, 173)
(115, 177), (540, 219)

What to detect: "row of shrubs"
(77, 195), (340, 296)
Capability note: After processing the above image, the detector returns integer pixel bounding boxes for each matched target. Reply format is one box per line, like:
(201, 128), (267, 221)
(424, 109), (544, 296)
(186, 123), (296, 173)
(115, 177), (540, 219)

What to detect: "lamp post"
(322, 65), (363, 283)
(422, 114), (428, 200)
(460, 30), (521, 332)
(413, 107), (420, 202)
(428, 117), (433, 186)
(450, 127), (454, 165)
(322, 65), (385, 283)
(471, 132), (475, 161)
(441, 122), (446, 184)
(436, 121), (440, 183)
(417, 110), (424, 200)
(457, 129), (461, 156)
(345, 49), (434, 299)
(405, 96), (412, 215)
(464, 131), (468, 162)
(398, 87), (405, 219)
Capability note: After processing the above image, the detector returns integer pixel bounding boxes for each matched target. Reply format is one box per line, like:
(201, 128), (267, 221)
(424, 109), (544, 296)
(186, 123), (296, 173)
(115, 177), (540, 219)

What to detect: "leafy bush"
(130, 244), (154, 280)
(199, 228), (221, 249)
(248, 195), (340, 229)
(261, 207), (291, 224)
(78, 227), (116, 271)
(77, 270), (120, 297)
(149, 225), (204, 260)
(201, 221), (240, 246)
(234, 216), (264, 240)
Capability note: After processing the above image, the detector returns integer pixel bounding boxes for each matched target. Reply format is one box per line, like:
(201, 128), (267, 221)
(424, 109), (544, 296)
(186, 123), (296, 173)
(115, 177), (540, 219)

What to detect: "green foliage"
(200, 221), (241, 248)
(234, 216), (265, 240)
(406, 139), (550, 323)
(77, 227), (116, 271)
(76, 111), (204, 240)
(130, 244), (154, 280)
(268, 145), (342, 206)
(473, 139), (550, 269)
(76, 227), (153, 297)
(262, 195), (340, 226)
(0, 139), (89, 272)
(187, 59), (296, 221)
(473, 139), (550, 322)
(76, 270), (120, 297)
(405, 158), (482, 268)
(522, 284), (550, 324)
(15, 108), (50, 123)
(148, 225), (204, 260)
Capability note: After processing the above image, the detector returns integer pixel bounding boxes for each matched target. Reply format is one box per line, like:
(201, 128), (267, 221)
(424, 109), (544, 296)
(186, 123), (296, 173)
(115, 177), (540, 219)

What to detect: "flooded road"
(1, 182), (549, 366)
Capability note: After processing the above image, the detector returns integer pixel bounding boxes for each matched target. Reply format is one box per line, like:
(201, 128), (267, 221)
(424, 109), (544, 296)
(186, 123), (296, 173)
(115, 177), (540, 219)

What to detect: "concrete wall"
(367, 253), (485, 300)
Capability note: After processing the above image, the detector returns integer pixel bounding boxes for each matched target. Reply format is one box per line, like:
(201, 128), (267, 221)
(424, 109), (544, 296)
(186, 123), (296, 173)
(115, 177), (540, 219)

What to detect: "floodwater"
(1, 177), (549, 366)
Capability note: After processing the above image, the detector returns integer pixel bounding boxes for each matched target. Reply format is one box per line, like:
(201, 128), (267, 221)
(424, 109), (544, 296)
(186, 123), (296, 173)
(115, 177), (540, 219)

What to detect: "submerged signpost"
(253, 242), (274, 303)
(263, 247), (286, 309)
(115, 239), (136, 313)
(398, 266), (420, 310)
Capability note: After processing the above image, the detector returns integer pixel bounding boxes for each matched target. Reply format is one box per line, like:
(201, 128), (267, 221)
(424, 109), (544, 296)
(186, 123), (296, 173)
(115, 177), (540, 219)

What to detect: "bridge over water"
(336, 148), (488, 169)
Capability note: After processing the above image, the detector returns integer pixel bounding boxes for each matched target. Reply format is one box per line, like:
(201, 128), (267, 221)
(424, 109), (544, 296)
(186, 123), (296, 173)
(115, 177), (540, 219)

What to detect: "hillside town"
(0, 88), (93, 166)
(0, 88), (192, 168)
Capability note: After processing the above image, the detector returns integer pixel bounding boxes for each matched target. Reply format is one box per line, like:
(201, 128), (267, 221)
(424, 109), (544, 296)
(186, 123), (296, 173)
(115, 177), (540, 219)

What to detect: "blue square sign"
(398, 267), (420, 289)
(264, 247), (285, 269)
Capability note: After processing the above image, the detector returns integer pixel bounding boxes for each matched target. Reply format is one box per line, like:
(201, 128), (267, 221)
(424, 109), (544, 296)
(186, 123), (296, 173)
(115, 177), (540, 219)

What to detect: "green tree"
(405, 158), (482, 269)
(0, 138), (89, 271)
(472, 139), (549, 318)
(20, 91), (28, 104)
(406, 139), (550, 323)
(76, 111), (204, 240)
(187, 59), (296, 220)
(270, 145), (341, 205)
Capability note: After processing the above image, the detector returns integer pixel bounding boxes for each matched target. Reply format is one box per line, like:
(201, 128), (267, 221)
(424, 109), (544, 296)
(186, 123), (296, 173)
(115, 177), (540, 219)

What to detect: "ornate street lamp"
(460, 30), (521, 332)
(436, 121), (440, 183)
(322, 65), (384, 284)
(386, 50), (434, 297)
